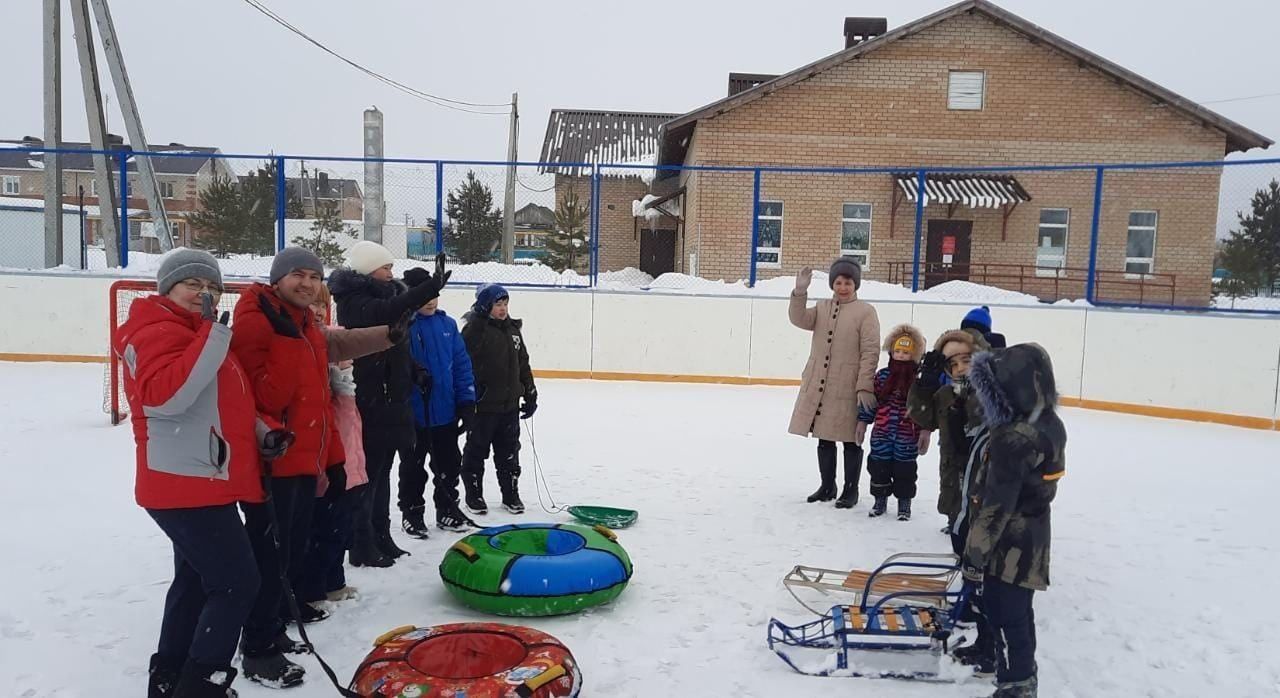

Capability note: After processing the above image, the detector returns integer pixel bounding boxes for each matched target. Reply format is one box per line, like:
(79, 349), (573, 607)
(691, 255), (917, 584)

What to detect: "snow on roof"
(538, 109), (678, 179)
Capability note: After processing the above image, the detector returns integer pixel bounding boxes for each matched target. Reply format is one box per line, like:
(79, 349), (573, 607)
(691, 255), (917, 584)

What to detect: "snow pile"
(1212, 295), (1280, 311)
(3, 365), (1280, 695)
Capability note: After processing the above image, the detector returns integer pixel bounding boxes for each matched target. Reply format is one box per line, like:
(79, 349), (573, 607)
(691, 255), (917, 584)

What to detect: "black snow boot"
(241, 652), (305, 689)
(500, 478), (525, 515)
(349, 526), (393, 568)
(991, 675), (1038, 697)
(834, 446), (862, 509)
(897, 498), (912, 521)
(148, 653), (182, 698)
(437, 507), (477, 532)
(807, 444), (838, 503)
(463, 476), (488, 515)
(271, 632), (311, 656)
(401, 506), (431, 539)
(868, 496), (888, 517)
(288, 602), (329, 625)
(952, 643), (995, 677)
(377, 534), (410, 560)
(172, 660), (239, 698)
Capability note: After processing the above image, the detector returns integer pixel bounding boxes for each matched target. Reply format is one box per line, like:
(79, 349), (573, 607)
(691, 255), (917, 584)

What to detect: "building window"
(1126, 211), (1158, 275)
(948, 71), (985, 110)
(2, 175), (19, 196)
(1035, 208), (1069, 277)
(89, 179), (97, 197)
(757, 200), (783, 268)
(840, 203), (872, 267)
(159, 181), (176, 199)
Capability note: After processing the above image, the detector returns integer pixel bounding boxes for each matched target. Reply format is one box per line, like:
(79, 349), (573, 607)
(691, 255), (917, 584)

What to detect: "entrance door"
(924, 220), (972, 289)
(640, 228), (677, 277)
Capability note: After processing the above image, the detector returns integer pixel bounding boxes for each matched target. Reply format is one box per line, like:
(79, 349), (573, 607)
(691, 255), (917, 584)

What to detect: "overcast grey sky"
(3, 0), (1277, 164)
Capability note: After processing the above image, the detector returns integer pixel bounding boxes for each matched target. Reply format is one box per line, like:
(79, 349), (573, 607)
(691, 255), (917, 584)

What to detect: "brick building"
(0, 138), (236, 249)
(546, 0), (1272, 304)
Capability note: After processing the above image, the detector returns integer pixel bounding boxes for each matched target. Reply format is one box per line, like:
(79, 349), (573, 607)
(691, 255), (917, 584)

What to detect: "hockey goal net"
(104, 279), (254, 425)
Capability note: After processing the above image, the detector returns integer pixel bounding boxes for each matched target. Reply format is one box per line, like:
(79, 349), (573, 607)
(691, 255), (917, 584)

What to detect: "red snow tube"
(350, 623), (583, 697)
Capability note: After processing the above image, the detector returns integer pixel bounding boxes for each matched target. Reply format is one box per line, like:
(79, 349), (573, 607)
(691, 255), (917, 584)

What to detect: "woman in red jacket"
(114, 248), (289, 698)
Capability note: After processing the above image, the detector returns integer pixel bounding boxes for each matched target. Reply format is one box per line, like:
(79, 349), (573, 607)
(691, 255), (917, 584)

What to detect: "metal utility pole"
(501, 93), (518, 264)
(89, 0), (173, 251)
(68, 0), (121, 268)
(43, 0), (65, 267)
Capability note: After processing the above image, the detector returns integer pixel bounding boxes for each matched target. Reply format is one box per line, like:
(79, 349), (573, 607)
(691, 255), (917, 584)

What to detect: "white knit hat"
(345, 240), (395, 275)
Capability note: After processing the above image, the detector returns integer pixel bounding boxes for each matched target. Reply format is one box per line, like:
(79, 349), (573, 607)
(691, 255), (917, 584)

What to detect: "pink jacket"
(317, 359), (370, 496)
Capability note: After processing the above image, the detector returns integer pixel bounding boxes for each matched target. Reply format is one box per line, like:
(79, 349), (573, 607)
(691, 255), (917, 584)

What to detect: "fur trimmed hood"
(933, 328), (989, 353)
(970, 343), (1058, 427)
(882, 323), (927, 363)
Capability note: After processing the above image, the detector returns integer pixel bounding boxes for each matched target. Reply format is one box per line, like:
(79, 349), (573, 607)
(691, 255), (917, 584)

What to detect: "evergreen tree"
(444, 171), (502, 264)
(188, 159), (303, 257)
(291, 200), (349, 267)
(541, 187), (590, 272)
(1218, 179), (1280, 296)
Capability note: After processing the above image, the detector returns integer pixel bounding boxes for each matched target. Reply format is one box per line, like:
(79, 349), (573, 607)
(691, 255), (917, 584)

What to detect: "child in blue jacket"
(399, 291), (478, 534)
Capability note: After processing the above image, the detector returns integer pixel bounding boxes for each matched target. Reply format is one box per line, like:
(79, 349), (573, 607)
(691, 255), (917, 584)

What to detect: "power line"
(240, 0), (511, 115)
(1200, 91), (1280, 106)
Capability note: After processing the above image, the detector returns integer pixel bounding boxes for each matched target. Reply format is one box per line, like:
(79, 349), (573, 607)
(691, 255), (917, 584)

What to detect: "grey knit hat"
(156, 247), (223, 296)
(829, 256), (862, 289)
(270, 246), (325, 284)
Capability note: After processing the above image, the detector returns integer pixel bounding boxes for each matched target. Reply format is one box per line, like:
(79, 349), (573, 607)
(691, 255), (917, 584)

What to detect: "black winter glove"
(258, 296), (301, 338)
(324, 463), (346, 500)
(433, 253), (452, 290)
(519, 392), (538, 420)
(401, 270), (441, 310)
(413, 367), (434, 393)
(456, 402), (475, 435)
(918, 350), (945, 385)
(201, 292), (230, 325)
(387, 309), (414, 344)
(260, 429), (295, 460)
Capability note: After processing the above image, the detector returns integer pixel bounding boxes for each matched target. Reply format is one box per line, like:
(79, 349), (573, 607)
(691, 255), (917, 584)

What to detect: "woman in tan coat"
(788, 257), (881, 508)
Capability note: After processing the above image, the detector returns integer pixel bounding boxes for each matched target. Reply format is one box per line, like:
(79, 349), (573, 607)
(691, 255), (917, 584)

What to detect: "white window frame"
(948, 70), (986, 111)
(756, 200), (783, 269)
(89, 179), (97, 197)
(840, 202), (872, 268)
(2, 175), (19, 196)
(1125, 210), (1158, 277)
(1035, 208), (1069, 277)
(159, 180), (176, 199)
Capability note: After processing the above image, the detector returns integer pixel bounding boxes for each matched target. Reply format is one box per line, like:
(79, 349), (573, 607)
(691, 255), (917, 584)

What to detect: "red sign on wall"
(942, 235), (957, 255)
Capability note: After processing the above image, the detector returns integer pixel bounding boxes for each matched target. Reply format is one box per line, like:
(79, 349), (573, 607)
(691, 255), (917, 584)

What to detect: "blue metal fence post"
(275, 155), (287, 253)
(435, 161), (445, 254)
(749, 168), (762, 287)
(1085, 166), (1105, 304)
(910, 169), (926, 292)
(590, 165), (601, 286)
(118, 151), (129, 268)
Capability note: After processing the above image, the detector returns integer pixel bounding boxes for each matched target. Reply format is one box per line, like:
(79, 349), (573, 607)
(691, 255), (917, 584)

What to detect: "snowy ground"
(2, 363), (1279, 697)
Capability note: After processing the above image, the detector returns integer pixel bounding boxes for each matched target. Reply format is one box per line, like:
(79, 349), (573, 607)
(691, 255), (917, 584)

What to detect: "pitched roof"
(658, 0), (1271, 164)
(243, 175), (362, 200)
(0, 140), (223, 175)
(514, 203), (555, 229)
(538, 109), (681, 177)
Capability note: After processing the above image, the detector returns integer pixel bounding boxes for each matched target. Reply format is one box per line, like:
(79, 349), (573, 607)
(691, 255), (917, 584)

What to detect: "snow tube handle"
(451, 541), (480, 563)
(515, 664), (568, 697)
(373, 625), (417, 647)
(592, 524), (617, 542)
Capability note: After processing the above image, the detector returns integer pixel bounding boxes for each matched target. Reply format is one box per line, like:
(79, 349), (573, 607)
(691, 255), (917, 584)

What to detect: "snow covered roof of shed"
(539, 109), (680, 178)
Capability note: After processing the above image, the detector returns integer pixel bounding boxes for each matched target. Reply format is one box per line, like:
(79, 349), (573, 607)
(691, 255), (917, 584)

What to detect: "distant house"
(266, 170), (363, 221)
(546, 0), (1272, 304)
(513, 203), (555, 260)
(0, 137), (235, 249)
(538, 110), (683, 276)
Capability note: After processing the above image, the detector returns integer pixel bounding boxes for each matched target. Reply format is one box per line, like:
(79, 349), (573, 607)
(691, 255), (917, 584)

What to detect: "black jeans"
(365, 440), (414, 537)
(400, 425), (466, 513)
(147, 505), (260, 668)
(462, 410), (521, 495)
(298, 486), (353, 603)
(984, 576), (1037, 683)
(867, 458), (918, 499)
(240, 475), (317, 656)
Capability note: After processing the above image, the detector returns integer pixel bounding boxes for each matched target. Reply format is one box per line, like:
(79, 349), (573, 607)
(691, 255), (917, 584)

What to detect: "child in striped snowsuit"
(858, 323), (930, 520)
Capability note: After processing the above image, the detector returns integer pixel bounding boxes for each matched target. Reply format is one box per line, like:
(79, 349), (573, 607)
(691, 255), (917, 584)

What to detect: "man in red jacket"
(229, 247), (399, 688)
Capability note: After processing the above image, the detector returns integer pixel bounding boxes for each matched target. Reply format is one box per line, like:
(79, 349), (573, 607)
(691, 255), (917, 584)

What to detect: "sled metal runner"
(783, 552), (961, 615)
(768, 559), (971, 680)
